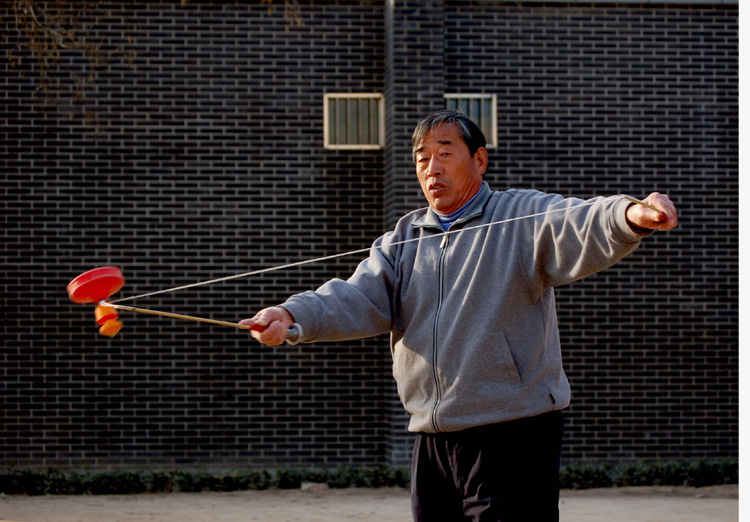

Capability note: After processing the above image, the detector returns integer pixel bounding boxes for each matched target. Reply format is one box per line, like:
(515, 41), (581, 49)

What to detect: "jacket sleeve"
(519, 193), (651, 292)
(279, 233), (396, 343)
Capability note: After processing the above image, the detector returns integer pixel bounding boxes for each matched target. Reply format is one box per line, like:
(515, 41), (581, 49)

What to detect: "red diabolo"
(67, 266), (125, 304)
(68, 266), (126, 337)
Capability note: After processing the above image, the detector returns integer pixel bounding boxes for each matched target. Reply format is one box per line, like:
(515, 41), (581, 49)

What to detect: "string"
(109, 199), (603, 305)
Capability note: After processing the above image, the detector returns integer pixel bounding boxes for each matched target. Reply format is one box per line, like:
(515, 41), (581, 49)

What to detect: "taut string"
(109, 200), (610, 305)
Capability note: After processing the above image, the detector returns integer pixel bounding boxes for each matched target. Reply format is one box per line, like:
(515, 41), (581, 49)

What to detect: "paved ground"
(0, 484), (738, 522)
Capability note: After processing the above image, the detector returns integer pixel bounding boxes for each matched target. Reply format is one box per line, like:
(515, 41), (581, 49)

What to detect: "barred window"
(444, 94), (498, 148)
(324, 93), (385, 150)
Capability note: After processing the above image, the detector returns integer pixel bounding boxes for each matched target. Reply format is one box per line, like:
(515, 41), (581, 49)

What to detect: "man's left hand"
(626, 192), (678, 232)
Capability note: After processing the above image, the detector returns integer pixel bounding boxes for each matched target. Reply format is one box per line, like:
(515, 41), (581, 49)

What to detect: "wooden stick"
(103, 302), (301, 343)
(622, 196), (667, 221)
(105, 302), (253, 330)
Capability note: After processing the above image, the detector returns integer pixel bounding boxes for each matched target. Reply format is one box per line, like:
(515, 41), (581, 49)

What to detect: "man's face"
(414, 123), (488, 214)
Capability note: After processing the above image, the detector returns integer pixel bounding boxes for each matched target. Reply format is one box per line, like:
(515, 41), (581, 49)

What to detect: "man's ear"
(474, 147), (489, 176)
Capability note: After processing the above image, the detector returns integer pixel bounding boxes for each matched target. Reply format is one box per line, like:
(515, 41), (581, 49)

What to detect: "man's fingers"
(252, 320), (292, 346)
(240, 309), (287, 345)
(628, 193), (678, 231)
(644, 193), (678, 231)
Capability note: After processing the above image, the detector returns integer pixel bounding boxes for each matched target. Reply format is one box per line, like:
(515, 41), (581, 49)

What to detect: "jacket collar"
(412, 182), (492, 232)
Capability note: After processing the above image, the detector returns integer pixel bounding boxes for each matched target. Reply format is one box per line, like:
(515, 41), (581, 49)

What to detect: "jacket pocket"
(451, 329), (522, 399)
(493, 330), (522, 387)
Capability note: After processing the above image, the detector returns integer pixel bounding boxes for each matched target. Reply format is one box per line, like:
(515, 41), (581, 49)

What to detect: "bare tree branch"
(2, 0), (134, 121)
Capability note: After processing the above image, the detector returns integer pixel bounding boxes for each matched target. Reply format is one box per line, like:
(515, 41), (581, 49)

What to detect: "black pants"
(411, 411), (564, 522)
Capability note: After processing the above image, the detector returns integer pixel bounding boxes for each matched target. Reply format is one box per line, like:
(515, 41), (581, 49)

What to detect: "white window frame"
(323, 93), (385, 150)
(444, 93), (498, 149)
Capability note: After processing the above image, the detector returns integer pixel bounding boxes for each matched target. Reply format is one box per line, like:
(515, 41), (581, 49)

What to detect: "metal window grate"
(444, 94), (498, 148)
(324, 93), (385, 150)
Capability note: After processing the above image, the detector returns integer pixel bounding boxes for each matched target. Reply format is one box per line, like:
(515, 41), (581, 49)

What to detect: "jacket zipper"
(430, 231), (450, 432)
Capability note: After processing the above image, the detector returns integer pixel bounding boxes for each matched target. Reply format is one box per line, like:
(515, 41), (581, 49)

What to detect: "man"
(241, 110), (678, 521)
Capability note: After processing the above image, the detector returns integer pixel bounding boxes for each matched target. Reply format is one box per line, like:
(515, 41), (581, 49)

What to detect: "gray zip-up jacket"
(281, 182), (649, 433)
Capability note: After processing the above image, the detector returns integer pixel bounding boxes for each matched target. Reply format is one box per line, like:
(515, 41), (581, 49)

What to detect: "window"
(444, 94), (497, 148)
(324, 93), (385, 150)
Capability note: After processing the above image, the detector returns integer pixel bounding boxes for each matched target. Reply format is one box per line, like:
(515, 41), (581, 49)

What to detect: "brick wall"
(442, 2), (738, 462)
(1, 0), (392, 469)
(0, 1), (737, 470)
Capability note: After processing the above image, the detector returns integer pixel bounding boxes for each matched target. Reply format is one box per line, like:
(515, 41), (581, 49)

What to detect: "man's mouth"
(428, 184), (447, 196)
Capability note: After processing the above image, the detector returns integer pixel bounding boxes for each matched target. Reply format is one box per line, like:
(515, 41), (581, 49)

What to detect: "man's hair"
(411, 109), (487, 163)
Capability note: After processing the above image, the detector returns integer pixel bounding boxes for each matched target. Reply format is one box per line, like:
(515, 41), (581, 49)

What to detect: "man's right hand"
(239, 306), (295, 346)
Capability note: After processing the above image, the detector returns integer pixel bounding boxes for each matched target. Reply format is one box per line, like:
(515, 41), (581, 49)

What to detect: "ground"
(0, 484), (738, 522)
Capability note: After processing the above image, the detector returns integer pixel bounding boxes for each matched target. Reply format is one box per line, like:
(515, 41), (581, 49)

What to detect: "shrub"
(559, 459), (739, 490)
(0, 459), (737, 495)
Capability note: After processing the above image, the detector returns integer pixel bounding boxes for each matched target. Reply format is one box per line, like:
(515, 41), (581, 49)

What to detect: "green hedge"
(0, 459), (737, 495)
(0, 466), (409, 495)
(559, 459), (739, 490)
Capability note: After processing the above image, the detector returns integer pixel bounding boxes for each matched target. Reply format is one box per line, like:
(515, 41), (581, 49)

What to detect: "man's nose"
(427, 157), (443, 176)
